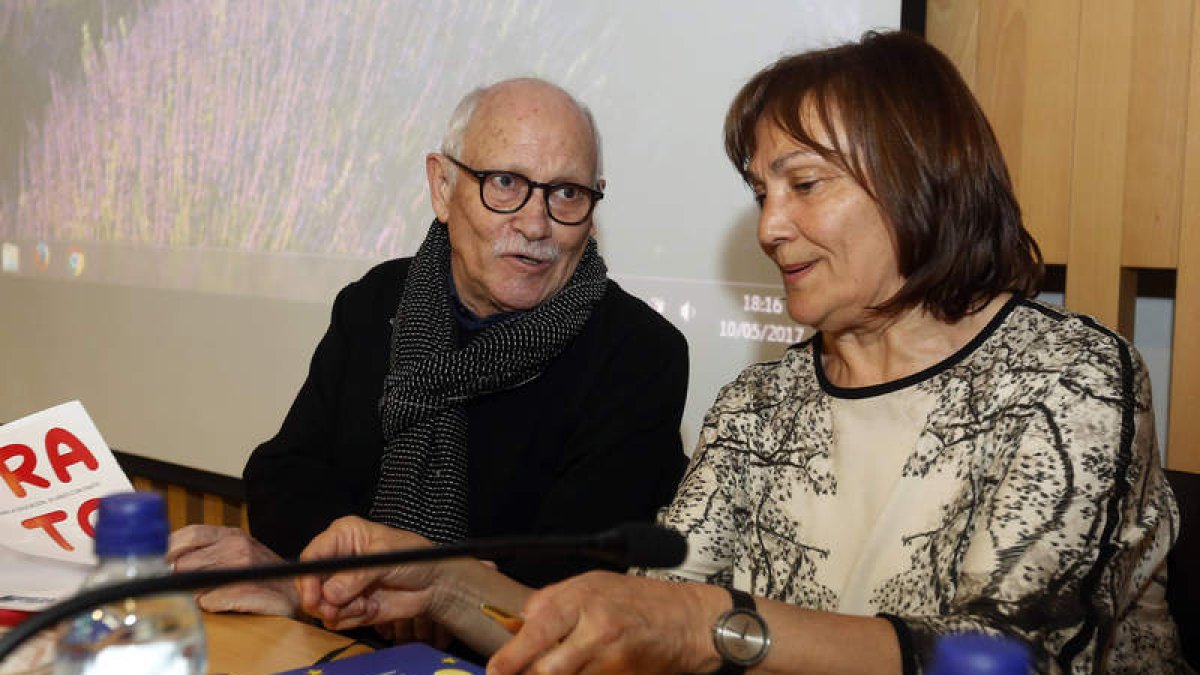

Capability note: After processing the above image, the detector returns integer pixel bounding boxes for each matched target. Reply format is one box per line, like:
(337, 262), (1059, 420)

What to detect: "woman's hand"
(295, 516), (440, 630)
(488, 572), (717, 675)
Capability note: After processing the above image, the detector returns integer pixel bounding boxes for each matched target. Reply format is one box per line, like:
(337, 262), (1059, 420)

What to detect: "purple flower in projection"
(4, 0), (610, 257)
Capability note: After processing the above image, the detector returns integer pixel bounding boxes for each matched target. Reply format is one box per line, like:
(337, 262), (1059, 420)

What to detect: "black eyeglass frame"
(444, 155), (604, 226)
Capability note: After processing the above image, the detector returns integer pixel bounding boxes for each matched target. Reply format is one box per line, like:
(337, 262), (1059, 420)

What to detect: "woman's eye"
(793, 179), (819, 194)
(754, 193), (766, 207)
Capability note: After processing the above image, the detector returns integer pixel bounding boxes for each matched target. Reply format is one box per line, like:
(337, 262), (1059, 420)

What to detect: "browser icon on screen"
(35, 242), (51, 272)
(67, 248), (85, 277)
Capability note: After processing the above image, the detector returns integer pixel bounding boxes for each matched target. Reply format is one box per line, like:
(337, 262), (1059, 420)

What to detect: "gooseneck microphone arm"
(0, 522), (686, 663)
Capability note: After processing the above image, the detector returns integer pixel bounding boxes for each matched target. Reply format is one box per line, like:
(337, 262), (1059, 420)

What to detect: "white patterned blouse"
(641, 296), (1190, 674)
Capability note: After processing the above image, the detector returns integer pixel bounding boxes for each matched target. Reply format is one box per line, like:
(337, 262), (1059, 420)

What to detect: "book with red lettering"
(0, 401), (130, 610)
(272, 643), (485, 675)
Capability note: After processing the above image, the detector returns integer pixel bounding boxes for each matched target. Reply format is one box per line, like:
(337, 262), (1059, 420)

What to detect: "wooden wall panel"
(926, 0), (981, 85)
(974, 1), (1030, 176)
(929, 0), (1199, 466)
(165, 483), (190, 532)
(976, 0), (1079, 265)
(1121, 0), (1192, 269)
(203, 493), (226, 527)
(127, 476), (249, 529)
(1065, 0), (1137, 333)
(1168, 1), (1200, 472)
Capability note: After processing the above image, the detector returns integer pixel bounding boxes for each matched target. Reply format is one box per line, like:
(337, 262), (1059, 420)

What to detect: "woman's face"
(746, 119), (905, 334)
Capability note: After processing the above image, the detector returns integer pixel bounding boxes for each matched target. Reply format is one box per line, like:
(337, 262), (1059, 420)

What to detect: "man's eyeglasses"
(444, 155), (604, 226)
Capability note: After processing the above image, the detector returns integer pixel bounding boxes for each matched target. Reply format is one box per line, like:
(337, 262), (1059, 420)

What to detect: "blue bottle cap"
(928, 633), (1032, 675)
(94, 491), (169, 556)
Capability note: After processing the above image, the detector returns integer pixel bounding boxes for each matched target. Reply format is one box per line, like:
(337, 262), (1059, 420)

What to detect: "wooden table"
(204, 613), (372, 675)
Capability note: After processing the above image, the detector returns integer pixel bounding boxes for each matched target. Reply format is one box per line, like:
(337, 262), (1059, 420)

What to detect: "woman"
(297, 32), (1188, 673)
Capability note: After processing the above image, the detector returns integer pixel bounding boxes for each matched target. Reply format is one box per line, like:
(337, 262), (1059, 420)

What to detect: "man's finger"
(165, 524), (226, 561)
(321, 569), (387, 606)
(295, 574), (326, 614)
(196, 584), (296, 616)
(323, 596), (375, 630)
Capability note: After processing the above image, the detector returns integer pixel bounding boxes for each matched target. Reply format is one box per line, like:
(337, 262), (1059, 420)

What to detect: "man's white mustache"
(492, 234), (561, 262)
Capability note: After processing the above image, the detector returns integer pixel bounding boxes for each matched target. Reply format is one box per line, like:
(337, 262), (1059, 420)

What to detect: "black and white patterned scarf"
(369, 219), (608, 543)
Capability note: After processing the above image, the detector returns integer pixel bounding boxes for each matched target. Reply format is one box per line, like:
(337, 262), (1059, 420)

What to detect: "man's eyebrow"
(489, 162), (592, 185)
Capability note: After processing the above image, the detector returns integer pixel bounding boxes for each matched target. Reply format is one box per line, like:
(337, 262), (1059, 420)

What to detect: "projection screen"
(0, 0), (903, 476)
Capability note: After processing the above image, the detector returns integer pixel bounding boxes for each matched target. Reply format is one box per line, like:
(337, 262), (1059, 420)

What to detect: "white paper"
(0, 401), (133, 566)
(0, 543), (88, 611)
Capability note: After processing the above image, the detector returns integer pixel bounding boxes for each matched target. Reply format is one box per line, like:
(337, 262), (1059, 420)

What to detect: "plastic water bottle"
(1, 608), (55, 674)
(54, 492), (207, 674)
(927, 633), (1032, 675)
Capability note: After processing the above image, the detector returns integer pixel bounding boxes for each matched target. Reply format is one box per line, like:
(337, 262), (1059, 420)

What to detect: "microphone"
(0, 522), (686, 661)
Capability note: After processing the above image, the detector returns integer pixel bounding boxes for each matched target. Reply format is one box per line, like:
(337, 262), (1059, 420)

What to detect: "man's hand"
(374, 616), (454, 649)
(295, 516), (440, 631)
(167, 524), (298, 616)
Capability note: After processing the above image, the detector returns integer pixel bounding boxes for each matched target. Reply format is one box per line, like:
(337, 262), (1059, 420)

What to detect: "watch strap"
(729, 587), (755, 612)
(712, 587), (757, 675)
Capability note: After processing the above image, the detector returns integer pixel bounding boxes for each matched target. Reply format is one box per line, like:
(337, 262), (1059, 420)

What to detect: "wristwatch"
(711, 587), (770, 674)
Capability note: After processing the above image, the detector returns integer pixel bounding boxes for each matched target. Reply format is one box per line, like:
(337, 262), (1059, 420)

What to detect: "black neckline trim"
(814, 294), (1022, 400)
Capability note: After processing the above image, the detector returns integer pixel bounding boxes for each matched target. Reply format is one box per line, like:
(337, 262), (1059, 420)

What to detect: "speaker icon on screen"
(67, 248), (86, 277)
(678, 302), (695, 322)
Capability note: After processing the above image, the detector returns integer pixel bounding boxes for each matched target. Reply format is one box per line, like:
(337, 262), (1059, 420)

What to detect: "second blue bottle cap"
(928, 633), (1032, 675)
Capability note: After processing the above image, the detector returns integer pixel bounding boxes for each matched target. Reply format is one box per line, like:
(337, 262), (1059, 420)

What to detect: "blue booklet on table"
(272, 643), (485, 675)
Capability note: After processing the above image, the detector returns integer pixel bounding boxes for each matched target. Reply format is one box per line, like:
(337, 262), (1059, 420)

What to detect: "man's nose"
(513, 188), (553, 239)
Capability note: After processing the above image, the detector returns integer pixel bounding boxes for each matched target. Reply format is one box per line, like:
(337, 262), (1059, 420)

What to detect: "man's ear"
(426, 153), (452, 223)
(587, 180), (604, 237)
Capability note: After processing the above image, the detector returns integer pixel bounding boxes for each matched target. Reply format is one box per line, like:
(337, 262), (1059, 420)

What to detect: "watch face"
(715, 609), (770, 665)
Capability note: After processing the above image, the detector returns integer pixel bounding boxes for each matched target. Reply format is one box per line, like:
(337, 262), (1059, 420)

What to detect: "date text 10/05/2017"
(718, 320), (807, 344)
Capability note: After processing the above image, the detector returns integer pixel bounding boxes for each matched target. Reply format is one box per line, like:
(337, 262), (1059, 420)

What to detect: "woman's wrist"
(685, 582), (737, 673)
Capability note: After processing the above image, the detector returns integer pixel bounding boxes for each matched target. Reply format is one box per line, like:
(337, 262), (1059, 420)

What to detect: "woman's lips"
(780, 260), (816, 281)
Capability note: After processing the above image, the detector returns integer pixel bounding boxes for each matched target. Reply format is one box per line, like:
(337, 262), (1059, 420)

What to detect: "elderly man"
(167, 78), (688, 627)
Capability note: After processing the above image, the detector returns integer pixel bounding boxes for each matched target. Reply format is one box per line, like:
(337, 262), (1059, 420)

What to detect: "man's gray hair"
(439, 79), (605, 187)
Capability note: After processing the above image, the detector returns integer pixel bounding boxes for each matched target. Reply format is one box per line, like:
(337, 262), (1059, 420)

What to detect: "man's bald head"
(440, 78), (603, 186)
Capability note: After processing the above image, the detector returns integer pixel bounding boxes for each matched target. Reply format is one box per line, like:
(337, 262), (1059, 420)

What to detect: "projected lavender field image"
(0, 0), (608, 258)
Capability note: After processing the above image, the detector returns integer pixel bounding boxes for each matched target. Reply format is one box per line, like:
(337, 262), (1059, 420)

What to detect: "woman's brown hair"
(725, 30), (1042, 321)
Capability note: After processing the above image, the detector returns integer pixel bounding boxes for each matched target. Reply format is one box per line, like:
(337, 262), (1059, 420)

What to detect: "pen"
(479, 602), (524, 634)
